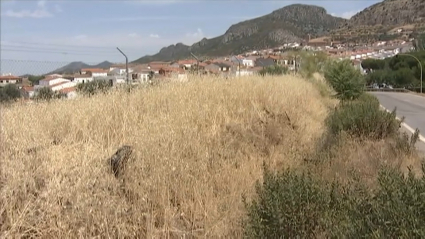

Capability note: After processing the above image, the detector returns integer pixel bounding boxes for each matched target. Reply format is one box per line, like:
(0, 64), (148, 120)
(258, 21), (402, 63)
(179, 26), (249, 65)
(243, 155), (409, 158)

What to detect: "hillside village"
(0, 34), (415, 101)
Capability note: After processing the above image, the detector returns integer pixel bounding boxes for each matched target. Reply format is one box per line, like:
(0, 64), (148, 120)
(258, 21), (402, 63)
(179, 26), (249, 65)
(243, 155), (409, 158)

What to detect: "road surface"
(370, 92), (425, 154)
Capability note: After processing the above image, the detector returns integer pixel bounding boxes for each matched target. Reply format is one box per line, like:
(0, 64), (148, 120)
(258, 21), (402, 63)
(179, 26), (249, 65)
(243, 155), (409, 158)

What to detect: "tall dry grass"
(0, 75), (331, 238)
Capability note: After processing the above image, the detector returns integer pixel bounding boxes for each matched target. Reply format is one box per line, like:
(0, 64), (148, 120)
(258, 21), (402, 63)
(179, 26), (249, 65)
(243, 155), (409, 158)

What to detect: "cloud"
(186, 28), (204, 38)
(128, 33), (138, 38)
(2, 0), (55, 18)
(149, 34), (160, 38)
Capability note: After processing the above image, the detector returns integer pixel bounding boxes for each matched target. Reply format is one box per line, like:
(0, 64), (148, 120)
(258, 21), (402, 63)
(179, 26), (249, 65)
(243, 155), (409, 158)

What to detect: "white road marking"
(379, 105), (425, 143)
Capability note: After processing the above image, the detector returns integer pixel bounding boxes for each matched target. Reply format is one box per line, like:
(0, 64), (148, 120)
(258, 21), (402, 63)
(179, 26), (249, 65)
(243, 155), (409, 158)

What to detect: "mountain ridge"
(48, 61), (114, 75)
(132, 4), (346, 63)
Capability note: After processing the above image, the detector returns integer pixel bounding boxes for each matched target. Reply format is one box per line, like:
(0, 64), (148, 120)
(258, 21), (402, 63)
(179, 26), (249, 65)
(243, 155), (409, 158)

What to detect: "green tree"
(76, 79), (112, 96)
(0, 84), (21, 102)
(365, 69), (388, 85)
(324, 59), (365, 101)
(259, 65), (288, 76)
(299, 51), (330, 77)
(35, 87), (55, 101)
(27, 75), (44, 86)
(361, 58), (385, 70)
(393, 68), (417, 87)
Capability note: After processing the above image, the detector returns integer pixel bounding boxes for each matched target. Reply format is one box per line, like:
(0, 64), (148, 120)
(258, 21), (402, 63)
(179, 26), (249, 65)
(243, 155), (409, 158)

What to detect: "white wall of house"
(139, 73), (149, 82)
(0, 78), (19, 86)
(28, 91), (35, 98)
(236, 70), (254, 77)
(39, 77), (69, 87)
(242, 59), (254, 67)
(51, 81), (77, 91)
(66, 91), (78, 99)
(116, 78), (126, 84)
(74, 76), (93, 84)
(92, 72), (108, 77)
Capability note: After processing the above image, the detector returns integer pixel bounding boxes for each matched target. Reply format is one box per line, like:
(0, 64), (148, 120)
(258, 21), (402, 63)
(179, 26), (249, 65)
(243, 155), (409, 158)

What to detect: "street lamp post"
(397, 53), (423, 94)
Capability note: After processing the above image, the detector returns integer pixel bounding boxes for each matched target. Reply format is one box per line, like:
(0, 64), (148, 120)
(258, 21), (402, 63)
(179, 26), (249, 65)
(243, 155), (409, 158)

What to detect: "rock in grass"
(109, 145), (133, 178)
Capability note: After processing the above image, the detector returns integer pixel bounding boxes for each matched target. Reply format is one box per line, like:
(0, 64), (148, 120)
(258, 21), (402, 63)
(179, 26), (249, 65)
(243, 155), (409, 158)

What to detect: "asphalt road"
(370, 92), (425, 153)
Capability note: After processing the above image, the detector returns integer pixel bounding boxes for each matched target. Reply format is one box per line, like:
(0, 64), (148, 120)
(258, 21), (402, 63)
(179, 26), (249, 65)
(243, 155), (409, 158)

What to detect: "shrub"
(34, 87), (64, 101)
(325, 94), (401, 140)
(259, 65), (288, 76)
(243, 164), (331, 238)
(76, 79), (112, 96)
(345, 165), (425, 238)
(244, 163), (425, 238)
(0, 84), (21, 103)
(324, 59), (365, 101)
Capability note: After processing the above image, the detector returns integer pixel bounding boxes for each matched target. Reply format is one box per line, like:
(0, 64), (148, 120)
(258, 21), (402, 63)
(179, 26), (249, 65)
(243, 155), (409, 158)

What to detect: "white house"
(38, 76), (69, 87)
(109, 67), (133, 76)
(59, 87), (78, 99)
(242, 58), (255, 67)
(72, 74), (93, 84)
(80, 68), (108, 77)
(36, 76), (77, 92)
(0, 74), (22, 86)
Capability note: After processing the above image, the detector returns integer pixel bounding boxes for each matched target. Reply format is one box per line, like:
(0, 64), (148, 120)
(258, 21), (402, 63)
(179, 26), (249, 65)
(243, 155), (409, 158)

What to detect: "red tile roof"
(60, 87), (76, 94)
(81, 68), (108, 73)
(22, 86), (34, 92)
(0, 75), (20, 79)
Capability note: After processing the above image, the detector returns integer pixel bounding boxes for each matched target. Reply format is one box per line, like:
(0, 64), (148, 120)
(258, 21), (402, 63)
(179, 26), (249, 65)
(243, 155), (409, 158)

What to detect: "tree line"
(361, 50), (425, 89)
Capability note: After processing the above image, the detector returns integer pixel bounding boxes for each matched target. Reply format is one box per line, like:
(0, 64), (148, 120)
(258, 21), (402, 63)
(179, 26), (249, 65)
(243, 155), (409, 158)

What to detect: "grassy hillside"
(1, 74), (424, 237)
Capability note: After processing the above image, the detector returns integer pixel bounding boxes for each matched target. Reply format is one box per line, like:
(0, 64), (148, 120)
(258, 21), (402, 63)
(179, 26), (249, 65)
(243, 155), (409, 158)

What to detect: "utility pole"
(117, 47), (129, 84)
(397, 53), (423, 94)
(190, 52), (200, 76)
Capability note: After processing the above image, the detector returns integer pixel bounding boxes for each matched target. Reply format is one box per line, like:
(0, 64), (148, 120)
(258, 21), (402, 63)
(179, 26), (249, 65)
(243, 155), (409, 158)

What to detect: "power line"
(1, 44), (117, 54)
(1, 48), (119, 56)
(1, 58), (120, 64)
(1, 40), (115, 50)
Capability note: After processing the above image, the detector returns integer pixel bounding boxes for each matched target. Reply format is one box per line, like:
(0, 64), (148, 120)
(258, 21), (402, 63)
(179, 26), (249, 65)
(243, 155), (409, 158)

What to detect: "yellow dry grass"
(0, 75), (331, 238)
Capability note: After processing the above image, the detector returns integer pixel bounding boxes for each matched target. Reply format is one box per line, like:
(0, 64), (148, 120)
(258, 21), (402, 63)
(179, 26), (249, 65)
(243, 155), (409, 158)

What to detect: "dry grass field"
(0, 74), (423, 238)
(0, 75), (332, 238)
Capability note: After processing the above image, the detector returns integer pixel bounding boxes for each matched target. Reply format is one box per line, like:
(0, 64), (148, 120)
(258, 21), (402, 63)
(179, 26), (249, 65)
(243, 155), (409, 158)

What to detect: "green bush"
(259, 65), (288, 76)
(34, 87), (64, 101)
(324, 59), (365, 101)
(357, 92), (380, 108)
(243, 164), (332, 238)
(326, 94), (401, 140)
(0, 84), (21, 103)
(244, 164), (425, 238)
(345, 165), (425, 238)
(76, 79), (112, 96)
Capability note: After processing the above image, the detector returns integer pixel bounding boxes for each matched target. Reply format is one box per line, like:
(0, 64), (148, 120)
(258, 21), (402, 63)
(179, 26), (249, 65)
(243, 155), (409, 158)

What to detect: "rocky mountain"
(48, 61), (114, 74)
(347, 0), (425, 27)
(132, 4), (346, 63)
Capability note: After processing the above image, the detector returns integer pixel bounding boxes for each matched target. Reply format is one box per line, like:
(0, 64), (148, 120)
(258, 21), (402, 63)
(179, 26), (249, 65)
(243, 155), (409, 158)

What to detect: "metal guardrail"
(364, 88), (411, 93)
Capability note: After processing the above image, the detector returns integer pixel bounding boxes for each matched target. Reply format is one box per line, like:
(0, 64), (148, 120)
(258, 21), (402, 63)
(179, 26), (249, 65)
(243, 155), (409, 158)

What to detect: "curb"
(379, 105), (425, 143)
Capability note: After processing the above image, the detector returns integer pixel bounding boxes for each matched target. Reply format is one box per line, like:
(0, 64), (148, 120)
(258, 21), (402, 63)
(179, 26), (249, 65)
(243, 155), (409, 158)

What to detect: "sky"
(0, 0), (381, 75)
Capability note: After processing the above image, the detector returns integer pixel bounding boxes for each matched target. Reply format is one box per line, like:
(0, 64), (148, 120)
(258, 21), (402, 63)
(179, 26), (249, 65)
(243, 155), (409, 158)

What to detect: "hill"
(132, 4), (346, 63)
(48, 61), (114, 74)
(346, 0), (425, 27)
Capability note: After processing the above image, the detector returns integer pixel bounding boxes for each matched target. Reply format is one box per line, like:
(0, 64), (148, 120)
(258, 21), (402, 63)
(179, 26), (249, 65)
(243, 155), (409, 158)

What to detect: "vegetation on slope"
(1, 58), (424, 238)
(244, 57), (425, 238)
(0, 75), (331, 238)
(362, 50), (425, 90)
